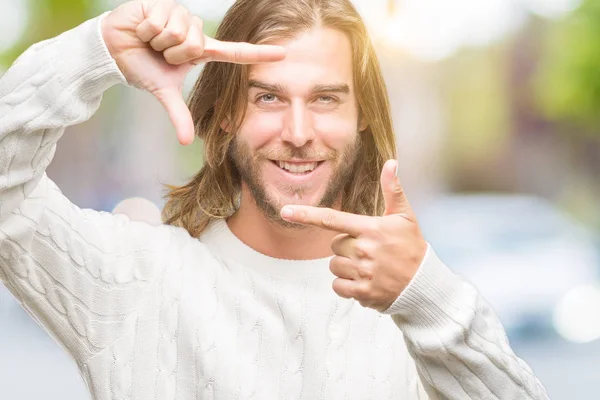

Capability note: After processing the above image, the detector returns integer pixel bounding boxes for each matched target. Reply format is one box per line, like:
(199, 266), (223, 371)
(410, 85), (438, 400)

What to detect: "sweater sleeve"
(0, 14), (175, 365)
(382, 245), (549, 400)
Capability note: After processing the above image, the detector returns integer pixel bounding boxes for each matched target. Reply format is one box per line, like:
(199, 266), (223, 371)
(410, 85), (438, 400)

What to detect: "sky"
(0, 0), (583, 62)
(356, 0), (581, 60)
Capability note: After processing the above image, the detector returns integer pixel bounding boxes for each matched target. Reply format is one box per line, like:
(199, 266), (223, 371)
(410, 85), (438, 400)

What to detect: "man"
(0, 0), (548, 399)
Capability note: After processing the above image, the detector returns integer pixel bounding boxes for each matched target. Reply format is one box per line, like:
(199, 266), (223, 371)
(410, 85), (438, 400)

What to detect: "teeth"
(277, 161), (318, 173)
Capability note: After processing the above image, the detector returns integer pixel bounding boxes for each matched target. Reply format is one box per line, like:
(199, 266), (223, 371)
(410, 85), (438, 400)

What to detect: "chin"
(271, 187), (325, 208)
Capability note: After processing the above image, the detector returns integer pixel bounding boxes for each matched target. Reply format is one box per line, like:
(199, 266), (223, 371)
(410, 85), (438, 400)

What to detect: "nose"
(280, 100), (314, 148)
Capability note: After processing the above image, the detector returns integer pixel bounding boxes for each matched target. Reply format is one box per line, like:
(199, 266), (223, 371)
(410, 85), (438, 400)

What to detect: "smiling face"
(228, 27), (365, 227)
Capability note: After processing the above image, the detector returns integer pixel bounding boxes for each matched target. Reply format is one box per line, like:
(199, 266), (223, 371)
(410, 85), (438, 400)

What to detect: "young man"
(0, 0), (548, 398)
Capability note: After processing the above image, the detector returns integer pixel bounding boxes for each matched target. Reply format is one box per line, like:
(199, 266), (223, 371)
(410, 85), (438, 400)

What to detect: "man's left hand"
(280, 159), (428, 312)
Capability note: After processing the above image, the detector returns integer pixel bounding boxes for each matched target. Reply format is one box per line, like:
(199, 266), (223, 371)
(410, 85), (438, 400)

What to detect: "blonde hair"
(162, 0), (396, 237)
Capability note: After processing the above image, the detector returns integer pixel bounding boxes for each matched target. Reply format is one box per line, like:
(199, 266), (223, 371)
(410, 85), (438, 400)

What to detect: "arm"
(0, 0), (286, 366)
(279, 161), (549, 399)
(383, 245), (549, 400)
(0, 14), (174, 364)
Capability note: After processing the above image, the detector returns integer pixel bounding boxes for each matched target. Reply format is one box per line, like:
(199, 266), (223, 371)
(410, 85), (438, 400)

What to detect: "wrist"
(100, 12), (119, 61)
(99, 11), (131, 85)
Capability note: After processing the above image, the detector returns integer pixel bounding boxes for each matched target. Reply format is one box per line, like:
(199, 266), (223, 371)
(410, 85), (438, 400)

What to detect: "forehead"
(248, 27), (354, 90)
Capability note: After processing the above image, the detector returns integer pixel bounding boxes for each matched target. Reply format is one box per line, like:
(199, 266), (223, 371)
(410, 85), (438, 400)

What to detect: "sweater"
(0, 13), (549, 400)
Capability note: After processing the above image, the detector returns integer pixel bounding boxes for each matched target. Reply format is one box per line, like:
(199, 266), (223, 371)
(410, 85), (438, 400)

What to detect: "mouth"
(270, 160), (325, 175)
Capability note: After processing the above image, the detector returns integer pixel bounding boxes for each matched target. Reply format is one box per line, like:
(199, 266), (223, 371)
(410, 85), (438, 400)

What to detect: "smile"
(270, 160), (325, 175)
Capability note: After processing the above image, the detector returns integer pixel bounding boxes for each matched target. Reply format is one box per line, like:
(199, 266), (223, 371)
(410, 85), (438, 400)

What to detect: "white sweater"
(0, 14), (548, 400)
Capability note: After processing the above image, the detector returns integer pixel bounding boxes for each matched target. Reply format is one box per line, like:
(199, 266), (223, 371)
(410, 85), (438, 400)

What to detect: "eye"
(317, 95), (335, 104)
(258, 94), (279, 103)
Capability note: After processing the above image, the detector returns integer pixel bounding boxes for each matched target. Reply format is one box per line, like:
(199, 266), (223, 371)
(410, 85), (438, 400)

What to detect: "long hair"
(162, 0), (396, 238)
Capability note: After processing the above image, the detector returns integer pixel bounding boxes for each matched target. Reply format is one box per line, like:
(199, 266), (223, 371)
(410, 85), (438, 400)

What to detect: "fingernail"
(281, 206), (294, 218)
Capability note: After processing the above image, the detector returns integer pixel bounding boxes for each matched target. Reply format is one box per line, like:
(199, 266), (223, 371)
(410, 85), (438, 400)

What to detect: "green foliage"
(441, 43), (513, 165)
(1, 0), (99, 67)
(534, 0), (600, 129)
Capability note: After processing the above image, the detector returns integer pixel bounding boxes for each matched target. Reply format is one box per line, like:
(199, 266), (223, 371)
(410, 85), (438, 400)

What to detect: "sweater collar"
(199, 219), (335, 281)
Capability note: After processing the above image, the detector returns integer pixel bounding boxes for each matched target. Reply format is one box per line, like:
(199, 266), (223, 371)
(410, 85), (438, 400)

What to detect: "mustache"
(256, 146), (337, 161)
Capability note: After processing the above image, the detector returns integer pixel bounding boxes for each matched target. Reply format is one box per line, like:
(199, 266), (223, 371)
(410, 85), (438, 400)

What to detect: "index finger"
(280, 205), (370, 237)
(203, 36), (286, 64)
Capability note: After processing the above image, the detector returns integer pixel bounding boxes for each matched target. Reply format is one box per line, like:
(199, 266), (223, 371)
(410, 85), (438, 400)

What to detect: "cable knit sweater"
(0, 13), (549, 400)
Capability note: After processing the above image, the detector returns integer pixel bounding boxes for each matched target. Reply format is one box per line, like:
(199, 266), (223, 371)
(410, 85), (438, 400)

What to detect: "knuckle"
(186, 41), (205, 57)
(355, 238), (377, 260)
(390, 184), (405, 198)
(146, 19), (164, 35)
(353, 240), (370, 259)
(321, 212), (336, 229)
(232, 49), (243, 63)
(163, 49), (183, 65)
(355, 263), (373, 280)
(163, 50), (177, 64)
(163, 51), (175, 64)
(166, 28), (186, 42)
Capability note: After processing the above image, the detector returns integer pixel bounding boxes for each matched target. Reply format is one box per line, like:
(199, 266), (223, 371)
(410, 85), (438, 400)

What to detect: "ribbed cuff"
(381, 244), (477, 334)
(56, 12), (128, 99)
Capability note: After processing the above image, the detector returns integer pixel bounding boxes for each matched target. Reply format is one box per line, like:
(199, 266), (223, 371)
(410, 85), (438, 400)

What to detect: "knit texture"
(0, 13), (549, 400)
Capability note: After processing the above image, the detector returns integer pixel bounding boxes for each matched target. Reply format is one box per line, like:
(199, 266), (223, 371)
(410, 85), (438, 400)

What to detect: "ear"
(357, 107), (369, 132)
(358, 116), (369, 132)
(220, 118), (233, 133)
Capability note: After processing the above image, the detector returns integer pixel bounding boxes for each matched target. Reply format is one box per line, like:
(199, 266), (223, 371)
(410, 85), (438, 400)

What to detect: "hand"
(280, 159), (428, 312)
(101, 0), (286, 145)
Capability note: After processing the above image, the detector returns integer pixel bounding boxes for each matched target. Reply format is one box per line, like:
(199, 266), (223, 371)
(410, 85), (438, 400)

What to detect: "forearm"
(0, 14), (168, 363)
(384, 246), (549, 399)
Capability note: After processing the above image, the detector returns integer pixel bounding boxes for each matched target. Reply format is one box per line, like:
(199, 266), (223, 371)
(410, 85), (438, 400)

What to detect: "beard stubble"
(229, 133), (362, 229)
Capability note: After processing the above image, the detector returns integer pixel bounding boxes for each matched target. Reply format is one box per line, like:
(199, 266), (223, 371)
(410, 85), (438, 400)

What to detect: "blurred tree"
(439, 43), (515, 192)
(534, 0), (600, 133)
(530, 1), (600, 229)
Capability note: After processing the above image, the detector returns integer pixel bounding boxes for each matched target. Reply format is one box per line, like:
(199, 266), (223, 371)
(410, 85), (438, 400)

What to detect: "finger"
(203, 37), (286, 64)
(332, 234), (374, 264)
(332, 278), (361, 300)
(381, 159), (412, 216)
(152, 87), (195, 145)
(331, 233), (356, 258)
(149, 4), (190, 52)
(136, 0), (175, 42)
(280, 205), (369, 237)
(163, 19), (205, 65)
(329, 256), (357, 280)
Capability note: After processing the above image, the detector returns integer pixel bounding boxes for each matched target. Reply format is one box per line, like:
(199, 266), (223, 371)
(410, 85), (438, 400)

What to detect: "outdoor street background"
(2, 0), (600, 398)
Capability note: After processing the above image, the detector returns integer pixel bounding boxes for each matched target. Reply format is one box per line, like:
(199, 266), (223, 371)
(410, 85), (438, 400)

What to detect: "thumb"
(381, 159), (411, 216)
(153, 87), (195, 145)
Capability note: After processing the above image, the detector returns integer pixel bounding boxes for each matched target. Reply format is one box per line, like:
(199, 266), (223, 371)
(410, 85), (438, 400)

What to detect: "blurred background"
(1, 0), (600, 398)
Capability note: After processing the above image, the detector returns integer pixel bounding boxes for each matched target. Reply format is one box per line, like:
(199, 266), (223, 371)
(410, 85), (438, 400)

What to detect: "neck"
(227, 189), (340, 260)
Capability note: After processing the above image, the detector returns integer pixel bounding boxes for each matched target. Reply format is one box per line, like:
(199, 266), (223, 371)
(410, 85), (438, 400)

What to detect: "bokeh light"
(554, 284), (600, 343)
(111, 197), (162, 225)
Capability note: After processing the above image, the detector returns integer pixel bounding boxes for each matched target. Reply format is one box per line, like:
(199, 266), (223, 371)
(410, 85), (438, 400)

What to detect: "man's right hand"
(101, 0), (286, 145)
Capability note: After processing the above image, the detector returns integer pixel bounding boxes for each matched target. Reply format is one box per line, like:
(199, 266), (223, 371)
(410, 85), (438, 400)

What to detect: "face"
(229, 27), (365, 228)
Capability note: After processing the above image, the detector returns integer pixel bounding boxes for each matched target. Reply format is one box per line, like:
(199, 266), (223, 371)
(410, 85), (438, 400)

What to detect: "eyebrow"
(248, 80), (350, 95)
